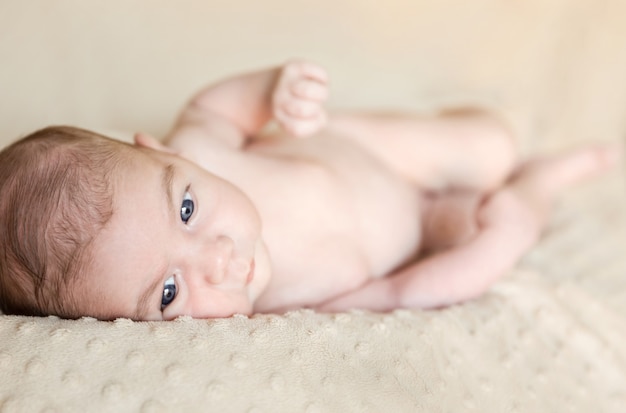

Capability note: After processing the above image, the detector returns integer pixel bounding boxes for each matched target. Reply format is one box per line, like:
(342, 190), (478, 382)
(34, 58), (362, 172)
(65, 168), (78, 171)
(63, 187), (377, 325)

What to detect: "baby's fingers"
(291, 79), (329, 101)
(280, 98), (324, 119)
(284, 60), (329, 84)
(272, 59), (330, 137)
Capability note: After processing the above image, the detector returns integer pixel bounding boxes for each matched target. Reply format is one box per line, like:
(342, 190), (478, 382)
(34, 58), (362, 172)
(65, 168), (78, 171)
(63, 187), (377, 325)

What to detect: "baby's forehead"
(108, 145), (164, 180)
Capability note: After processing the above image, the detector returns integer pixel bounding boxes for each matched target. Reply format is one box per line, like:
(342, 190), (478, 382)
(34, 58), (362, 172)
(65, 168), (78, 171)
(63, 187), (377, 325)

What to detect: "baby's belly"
(328, 139), (422, 277)
(249, 134), (422, 309)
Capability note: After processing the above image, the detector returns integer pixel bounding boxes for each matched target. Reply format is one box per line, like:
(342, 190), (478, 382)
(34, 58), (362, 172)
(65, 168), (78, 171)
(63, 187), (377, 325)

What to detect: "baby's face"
(80, 145), (272, 320)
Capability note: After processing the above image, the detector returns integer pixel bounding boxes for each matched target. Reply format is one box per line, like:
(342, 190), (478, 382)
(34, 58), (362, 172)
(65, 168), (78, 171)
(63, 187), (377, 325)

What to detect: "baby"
(0, 60), (618, 321)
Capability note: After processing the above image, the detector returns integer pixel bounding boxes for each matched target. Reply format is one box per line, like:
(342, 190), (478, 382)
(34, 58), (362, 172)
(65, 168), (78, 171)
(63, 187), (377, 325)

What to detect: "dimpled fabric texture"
(1, 175), (625, 412)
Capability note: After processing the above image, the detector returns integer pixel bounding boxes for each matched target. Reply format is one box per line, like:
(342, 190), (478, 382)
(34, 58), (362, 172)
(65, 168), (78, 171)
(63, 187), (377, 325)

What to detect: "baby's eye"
(180, 191), (194, 224)
(161, 275), (177, 310)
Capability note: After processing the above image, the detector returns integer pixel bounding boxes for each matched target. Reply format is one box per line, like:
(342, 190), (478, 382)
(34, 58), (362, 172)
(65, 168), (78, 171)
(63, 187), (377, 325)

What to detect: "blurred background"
(1, 0), (625, 153)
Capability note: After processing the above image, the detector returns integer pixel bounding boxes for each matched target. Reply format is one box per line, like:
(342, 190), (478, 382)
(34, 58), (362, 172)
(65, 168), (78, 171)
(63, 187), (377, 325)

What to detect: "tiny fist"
(272, 60), (329, 138)
(291, 80), (329, 101)
(282, 59), (328, 83)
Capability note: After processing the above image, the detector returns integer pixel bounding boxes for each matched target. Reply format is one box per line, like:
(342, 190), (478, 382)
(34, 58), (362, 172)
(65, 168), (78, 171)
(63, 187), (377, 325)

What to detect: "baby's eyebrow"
(133, 163), (176, 319)
(134, 272), (164, 320)
(162, 163), (176, 216)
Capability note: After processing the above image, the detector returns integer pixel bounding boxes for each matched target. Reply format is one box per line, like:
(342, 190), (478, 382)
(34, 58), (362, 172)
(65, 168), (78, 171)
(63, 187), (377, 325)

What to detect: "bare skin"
(83, 60), (619, 320)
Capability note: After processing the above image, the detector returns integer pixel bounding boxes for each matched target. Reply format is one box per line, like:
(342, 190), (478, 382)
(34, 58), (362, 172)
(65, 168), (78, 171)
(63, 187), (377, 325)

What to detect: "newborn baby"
(0, 60), (618, 320)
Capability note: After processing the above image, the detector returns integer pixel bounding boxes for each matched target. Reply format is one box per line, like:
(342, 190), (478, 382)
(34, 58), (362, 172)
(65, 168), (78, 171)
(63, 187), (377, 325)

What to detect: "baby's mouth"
(245, 259), (255, 285)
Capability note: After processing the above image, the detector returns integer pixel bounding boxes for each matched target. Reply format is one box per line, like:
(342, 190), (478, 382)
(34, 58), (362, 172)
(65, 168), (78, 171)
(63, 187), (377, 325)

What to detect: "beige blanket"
(1, 1), (625, 412)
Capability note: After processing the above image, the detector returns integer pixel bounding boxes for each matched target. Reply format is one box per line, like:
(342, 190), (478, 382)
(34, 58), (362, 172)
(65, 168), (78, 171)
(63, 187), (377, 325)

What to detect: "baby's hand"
(272, 60), (329, 137)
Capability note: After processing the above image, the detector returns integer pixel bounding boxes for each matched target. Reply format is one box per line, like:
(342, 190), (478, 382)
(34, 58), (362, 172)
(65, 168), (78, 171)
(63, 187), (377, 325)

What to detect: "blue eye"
(161, 275), (177, 310)
(181, 191), (194, 223)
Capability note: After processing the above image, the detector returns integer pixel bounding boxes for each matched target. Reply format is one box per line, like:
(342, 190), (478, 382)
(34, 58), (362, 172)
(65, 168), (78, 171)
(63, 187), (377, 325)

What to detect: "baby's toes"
(591, 143), (623, 171)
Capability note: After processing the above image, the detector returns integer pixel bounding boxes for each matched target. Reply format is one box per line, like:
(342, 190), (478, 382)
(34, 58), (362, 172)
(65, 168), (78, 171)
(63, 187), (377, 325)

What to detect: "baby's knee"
(464, 112), (518, 189)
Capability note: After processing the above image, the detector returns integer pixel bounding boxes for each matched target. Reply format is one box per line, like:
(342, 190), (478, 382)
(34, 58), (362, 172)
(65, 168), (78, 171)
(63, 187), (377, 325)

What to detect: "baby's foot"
(272, 60), (329, 137)
(502, 144), (621, 229)
(512, 144), (620, 192)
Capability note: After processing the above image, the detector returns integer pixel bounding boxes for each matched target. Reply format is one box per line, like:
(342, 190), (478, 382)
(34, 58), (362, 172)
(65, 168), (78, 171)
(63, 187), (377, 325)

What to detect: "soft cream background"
(1, 0), (626, 151)
(1, 1), (625, 412)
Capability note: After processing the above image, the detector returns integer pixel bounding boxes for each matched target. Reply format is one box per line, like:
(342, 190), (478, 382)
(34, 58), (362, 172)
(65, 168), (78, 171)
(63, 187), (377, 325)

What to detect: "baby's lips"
(246, 259), (256, 285)
(228, 257), (255, 285)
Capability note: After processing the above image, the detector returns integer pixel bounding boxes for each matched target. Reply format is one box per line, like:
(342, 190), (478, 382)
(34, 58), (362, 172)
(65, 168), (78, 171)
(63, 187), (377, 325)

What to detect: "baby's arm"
(318, 190), (538, 312)
(317, 145), (619, 312)
(166, 60), (328, 149)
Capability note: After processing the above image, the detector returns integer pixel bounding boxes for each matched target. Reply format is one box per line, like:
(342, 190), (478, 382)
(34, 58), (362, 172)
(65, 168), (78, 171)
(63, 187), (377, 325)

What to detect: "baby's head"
(0, 126), (126, 318)
(0, 127), (271, 321)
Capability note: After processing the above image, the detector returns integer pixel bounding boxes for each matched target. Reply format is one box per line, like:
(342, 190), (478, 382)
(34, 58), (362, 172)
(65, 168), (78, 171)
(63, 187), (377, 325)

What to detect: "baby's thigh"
(328, 109), (517, 191)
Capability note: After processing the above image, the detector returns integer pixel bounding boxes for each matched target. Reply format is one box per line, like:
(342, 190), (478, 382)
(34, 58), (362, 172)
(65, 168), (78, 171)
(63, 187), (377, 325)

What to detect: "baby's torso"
(178, 127), (422, 310)
(238, 131), (422, 310)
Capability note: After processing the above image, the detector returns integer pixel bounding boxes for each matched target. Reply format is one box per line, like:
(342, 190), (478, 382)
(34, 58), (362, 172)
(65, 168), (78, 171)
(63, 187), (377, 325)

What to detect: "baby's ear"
(133, 132), (178, 154)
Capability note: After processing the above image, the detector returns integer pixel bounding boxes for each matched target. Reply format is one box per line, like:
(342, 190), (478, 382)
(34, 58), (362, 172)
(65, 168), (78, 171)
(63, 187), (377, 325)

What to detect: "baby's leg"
(327, 109), (517, 191)
(421, 145), (619, 256)
(491, 144), (621, 231)
(318, 144), (620, 312)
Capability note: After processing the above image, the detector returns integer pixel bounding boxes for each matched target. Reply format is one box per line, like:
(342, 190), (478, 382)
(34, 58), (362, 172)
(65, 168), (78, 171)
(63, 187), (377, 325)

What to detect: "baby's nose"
(201, 236), (234, 284)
